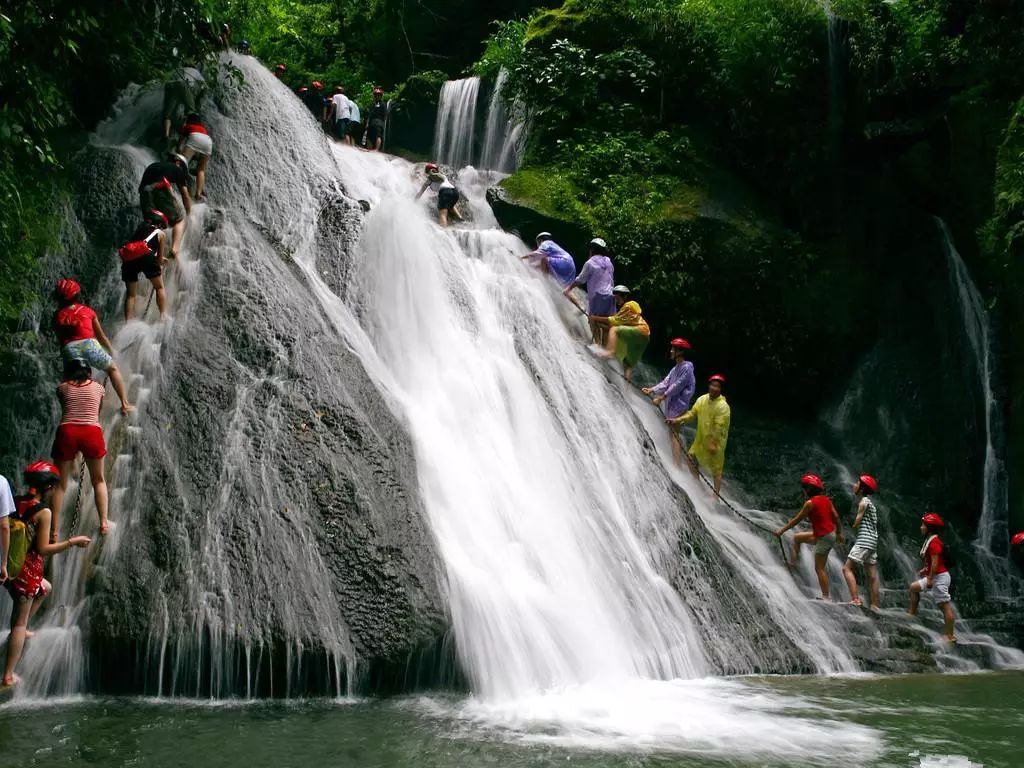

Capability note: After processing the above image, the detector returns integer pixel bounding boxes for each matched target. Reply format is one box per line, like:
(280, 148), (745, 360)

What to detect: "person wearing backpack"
(908, 512), (957, 643)
(53, 278), (133, 415)
(2, 462), (91, 689)
(49, 360), (110, 537)
(120, 211), (168, 321)
(0, 474), (15, 584)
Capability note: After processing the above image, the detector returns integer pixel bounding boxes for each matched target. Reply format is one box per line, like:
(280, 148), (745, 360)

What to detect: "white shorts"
(915, 572), (952, 605)
(847, 543), (878, 565)
(184, 132), (213, 156)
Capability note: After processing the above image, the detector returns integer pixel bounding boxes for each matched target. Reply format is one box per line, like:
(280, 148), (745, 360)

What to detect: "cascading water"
(433, 78), (480, 170)
(479, 70), (528, 173)
(938, 220), (1019, 599)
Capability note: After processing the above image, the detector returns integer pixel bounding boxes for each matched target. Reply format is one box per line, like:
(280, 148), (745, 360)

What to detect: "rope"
(143, 283), (156, 318)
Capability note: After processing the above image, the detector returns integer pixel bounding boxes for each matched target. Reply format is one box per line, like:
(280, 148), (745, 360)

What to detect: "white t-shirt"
(0, 475), (14, 519)
(332, 94), (351, 121)
(348, 99), (360, 123)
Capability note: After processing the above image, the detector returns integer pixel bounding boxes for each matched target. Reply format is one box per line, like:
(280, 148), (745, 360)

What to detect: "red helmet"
(858, 474), (878, 494)
(275, 63), (286, 71)
(708, 374), (726, 384)
(1011, 531), (1024, 546)
(312, 80), (323, 90)
(297, 86), (308, 94)
(800, 474), (824, 491)
(670, 338), (691, 350)
(56, 278), (81, 301)
(145, 209), (169, 228)
(425, 162), (439, 173)
(24, 460), (60, 489)
(922, 513), (945, 529)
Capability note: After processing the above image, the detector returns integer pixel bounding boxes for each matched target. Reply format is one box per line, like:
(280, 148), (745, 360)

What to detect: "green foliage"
(981, 98), (1024, 269)
(474, 19), (528, 78)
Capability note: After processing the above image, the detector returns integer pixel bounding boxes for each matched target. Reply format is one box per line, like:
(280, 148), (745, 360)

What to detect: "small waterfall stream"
(433, 78), (481, 169)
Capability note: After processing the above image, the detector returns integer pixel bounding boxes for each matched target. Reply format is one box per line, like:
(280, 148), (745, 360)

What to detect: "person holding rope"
(565, 238), (614, 346)
(668, 374), (731, 494)
(774, 474), (844, 601)
(643, 338), (696, 466)
(591, 285), (650, 382)
(49, 360), (111, 536)
(119, 210), (168, 321)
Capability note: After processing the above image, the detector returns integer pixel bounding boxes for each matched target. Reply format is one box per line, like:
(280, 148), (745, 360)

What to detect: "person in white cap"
(564, 237), (614, 345)
(521, 232), (576, 286)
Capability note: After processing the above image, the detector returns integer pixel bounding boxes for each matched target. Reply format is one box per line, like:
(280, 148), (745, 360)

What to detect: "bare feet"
(850, 599), (863, 607)
(1, 674), (20, 688)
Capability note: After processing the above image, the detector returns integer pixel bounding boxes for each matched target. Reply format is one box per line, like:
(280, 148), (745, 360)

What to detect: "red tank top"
(807, 495), (835, 538)
(181, 122), (208, 136)
(54, 304), (97, 344)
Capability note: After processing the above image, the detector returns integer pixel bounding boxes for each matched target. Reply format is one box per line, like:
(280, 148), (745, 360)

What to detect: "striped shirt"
(854, 497), (879, 550)
(58, 380), (105, 425)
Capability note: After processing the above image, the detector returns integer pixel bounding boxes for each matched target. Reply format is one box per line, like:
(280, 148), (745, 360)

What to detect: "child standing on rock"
(842, 474), (881, 610)
(908, 513), (957, 643)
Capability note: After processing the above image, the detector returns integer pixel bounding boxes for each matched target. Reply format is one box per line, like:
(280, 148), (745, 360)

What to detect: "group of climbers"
(294, 79), (390, 151)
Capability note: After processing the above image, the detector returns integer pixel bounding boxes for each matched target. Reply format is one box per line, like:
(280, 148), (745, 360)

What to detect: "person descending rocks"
(521, 232), (576, 287)
(49, 360), (111, 536)
(775, 474), (844, 600)
(842, 474), (881, 610)
(366, 87), (387, 151)
(119, 210), (168, 321)
(0, 473), (14, 584)
(909, 513), (957, 643)
(177, 112), (212, 201)
(162, 64), (204, 143)
(643, 338), (696, 466)
(564, 238), (615, 346)
(2, 462), (91, 689)
(139, 152), (192, 258)
(329, 85), (352, 145)
(669, 374), (731, 495)
(591, 285), (651, 382)
(416, 163), (462, 227)
(53, 279), (133, 415)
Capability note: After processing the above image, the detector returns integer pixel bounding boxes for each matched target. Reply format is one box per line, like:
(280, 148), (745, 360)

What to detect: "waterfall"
(938, 221), (1019, 598)
(433, 78), (480, 169)
(480, 70), (528, 173)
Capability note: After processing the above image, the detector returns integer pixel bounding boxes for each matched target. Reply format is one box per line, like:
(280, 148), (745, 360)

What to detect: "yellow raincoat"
(673, 393), (731, 475)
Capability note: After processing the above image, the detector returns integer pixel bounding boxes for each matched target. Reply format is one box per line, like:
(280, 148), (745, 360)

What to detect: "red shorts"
(52, 423), (106, 461)
(7, 552), (45, 599)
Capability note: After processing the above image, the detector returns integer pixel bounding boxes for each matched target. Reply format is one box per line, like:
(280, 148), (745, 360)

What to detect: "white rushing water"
(479, 70), (528, 173)
(433, 78), (480, 169)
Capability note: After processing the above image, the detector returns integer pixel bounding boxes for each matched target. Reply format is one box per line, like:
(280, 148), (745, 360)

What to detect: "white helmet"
(536, 231), (553, 242)
(612, 284), (631, 295)
(168, 152), (188, 166)
(589, 237), (607, 250)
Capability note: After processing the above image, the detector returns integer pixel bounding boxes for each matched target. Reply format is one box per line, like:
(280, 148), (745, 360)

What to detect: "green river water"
(0, 673), (1020, 768)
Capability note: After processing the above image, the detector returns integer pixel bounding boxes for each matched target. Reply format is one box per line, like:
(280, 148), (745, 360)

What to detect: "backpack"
(7, 499), (40, 580)
(118, 239), (152, 263)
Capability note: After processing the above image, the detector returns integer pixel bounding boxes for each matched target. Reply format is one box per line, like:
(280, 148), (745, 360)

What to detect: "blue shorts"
(62, 338), (113, 372)
(547, 256), (576, 287)
(588, 293), (616, 317)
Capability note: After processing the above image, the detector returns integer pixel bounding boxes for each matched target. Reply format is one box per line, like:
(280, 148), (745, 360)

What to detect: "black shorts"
(334, 118), (349, 139)
(121, 251), (162, 283)
(367, 122), (383, 145)
(438, 187), (459, 211)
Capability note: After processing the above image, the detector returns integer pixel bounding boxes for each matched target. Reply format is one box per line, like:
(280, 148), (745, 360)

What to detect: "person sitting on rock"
(842, 474), (881, 610)
(139, 152), (192, 258)
(909, 513), (957, 643)
(774, 474), (843, 600)
(564, 238), (614, 346)
(590, 285), (650, 382)
(643, 338), (696, 466)
(521, 232), (577, 287)
(2, 462), (91, 690)
(415, 163), (462, 227)
(670, 375), (731, 496)
(53, 279), (133, 415)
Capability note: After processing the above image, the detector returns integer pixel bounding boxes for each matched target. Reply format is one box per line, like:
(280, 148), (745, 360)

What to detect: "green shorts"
(613, 326), (651, 368)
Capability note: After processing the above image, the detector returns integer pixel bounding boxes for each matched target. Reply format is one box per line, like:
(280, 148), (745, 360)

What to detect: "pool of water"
(1, 673), (1020, 768)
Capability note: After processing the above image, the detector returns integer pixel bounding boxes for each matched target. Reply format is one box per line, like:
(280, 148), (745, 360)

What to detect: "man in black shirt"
(367, 87), (388, 151)
(138, 153), (192, 259)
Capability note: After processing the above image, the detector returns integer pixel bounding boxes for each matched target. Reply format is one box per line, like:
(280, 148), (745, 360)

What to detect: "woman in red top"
(774, 474), (845, 600)
(53, 278), (132, 415)
(50, 359), (111, 536)
(177, 112), (212, 201)
(908, 513), (956, 642)
(2, 462), (90, 689)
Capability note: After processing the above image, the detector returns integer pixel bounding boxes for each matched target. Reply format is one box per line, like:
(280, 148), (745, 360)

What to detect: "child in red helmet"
(774, 474), (844, 600)
(909, 513), (956, 642)
(842, 474), (881, 610)
(2, 462), (90, 689)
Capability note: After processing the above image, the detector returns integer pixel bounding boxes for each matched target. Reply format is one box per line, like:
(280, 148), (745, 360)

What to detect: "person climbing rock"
(177, 112), (212, 201)
(774, 474), (844, 600)
(909, 513), (957, 643)
(304, 80), (326, 120)
(239, 39), (251, 55)
(53, 279), (133, 415)
(162, 65), (204, 143)
(0, 473), (14, 584)
(139, 153), (192, 258)
(669, 374), (731, 495)
(564, 238), (614, 346)
(416, 163), (462, 227)
(842, 474), (881, 610)
(329, 86), (352, 145)
(2, 462), (91, 689)
(366, 87), (387, 151)
(50, 360), (110, 536)
(219, 22), (232, 50)
(591, 286), (650, 382)
(275, 63), (286, 79)
(119, 211), (168, 321)
(643, 338), (696, 466)
(521, 232), (576, 287)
